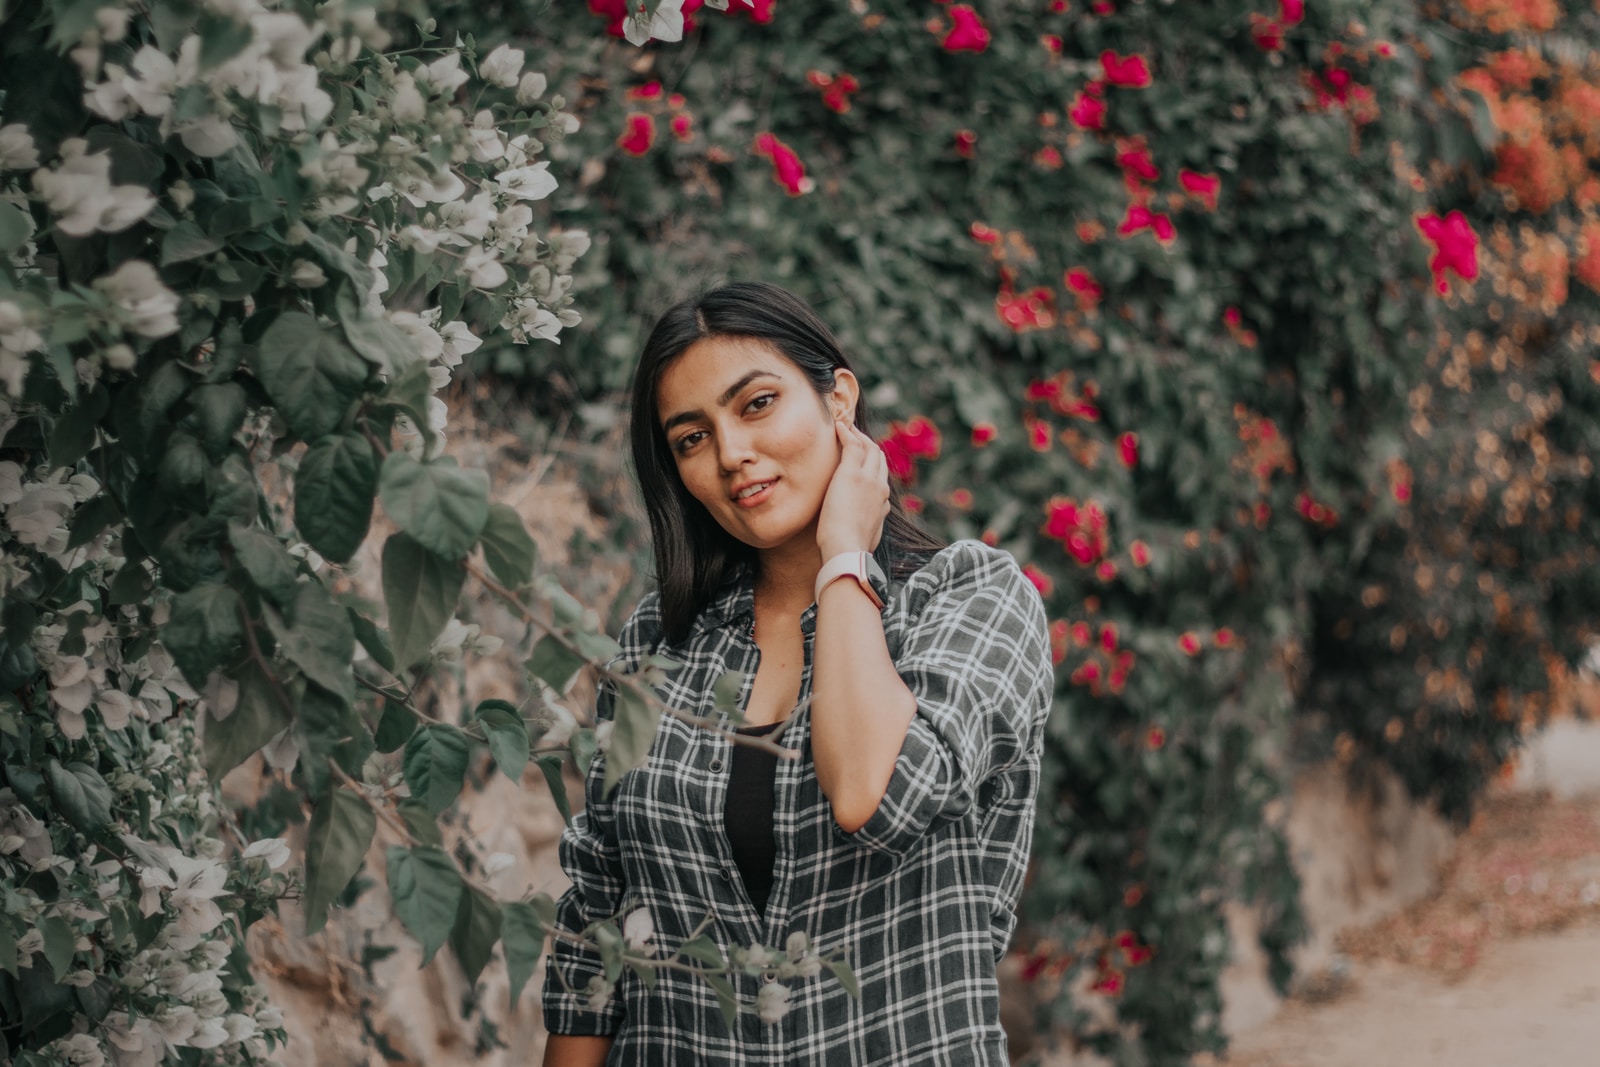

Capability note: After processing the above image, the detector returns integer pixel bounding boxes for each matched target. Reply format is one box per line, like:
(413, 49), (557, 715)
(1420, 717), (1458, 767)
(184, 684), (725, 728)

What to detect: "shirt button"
(709, 758), (724, 773)
(719, 865), (733, 882)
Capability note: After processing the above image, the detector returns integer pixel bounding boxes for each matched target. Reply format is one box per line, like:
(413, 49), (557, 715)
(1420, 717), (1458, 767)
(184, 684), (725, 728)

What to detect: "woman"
(542, 283), (1052, 1066)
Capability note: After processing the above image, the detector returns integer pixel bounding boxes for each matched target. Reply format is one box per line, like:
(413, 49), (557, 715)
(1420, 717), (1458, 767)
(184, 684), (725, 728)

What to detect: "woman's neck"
(755, 532), (825, 611)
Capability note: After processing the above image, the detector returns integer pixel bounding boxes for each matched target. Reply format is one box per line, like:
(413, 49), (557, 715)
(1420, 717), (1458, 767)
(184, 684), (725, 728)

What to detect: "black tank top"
(723, 719), (783, 915)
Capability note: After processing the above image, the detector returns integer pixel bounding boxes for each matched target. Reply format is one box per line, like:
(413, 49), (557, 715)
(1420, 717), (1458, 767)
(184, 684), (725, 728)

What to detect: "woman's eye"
(746, 392), (777, 413)
(672, 431), (705, 454)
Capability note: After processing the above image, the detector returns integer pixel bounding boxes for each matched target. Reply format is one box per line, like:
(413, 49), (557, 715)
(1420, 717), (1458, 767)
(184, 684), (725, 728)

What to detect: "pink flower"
(1023, 564), (1054, 597)
(1146, 726), (1165, 750)
(1118, 204), (1176, 244)
(1118, 432), (1139, 468)
(1116, 142), (1160, 184)
(626, 81), (664, 102)
(1279, 0), (1304, 24)
(1249, 14), (1284, 50)
(1069, 91), (1108, 130)
(1177, 632), (1201, 656)
(725, 0), (775, 23)
(880, 436), (913, 482)
(808, 71), (860, 113)
(971, 422), (997, 446)
(617, 113), (656, 156)
(996, 287), (1055, 331)
(1100, 50), (1152, 89)
(955, 129), (978, 158)
(1029, 420), (1052, 452)
(1416, 211), (1479, 295)
(1044, 497), (1109, 566)
(670, 114), (694, 141)
(1179, 169), (1221, 210)
(1065, 267), (1103, 306)
(752, 133), (810, 195)
(893, 415), (941, 459)
(1130, 540), (1151, 567)
(943, 5), (991, 52)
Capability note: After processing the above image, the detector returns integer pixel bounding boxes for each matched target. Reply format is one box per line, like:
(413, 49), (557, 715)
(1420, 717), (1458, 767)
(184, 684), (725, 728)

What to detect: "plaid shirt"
(543, 540), (1052, 1065)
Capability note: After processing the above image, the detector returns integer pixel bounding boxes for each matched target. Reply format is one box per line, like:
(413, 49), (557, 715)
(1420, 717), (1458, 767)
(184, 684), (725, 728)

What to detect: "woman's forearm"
(810, 578), (917, 832)
(543, 1034), (613, 1067)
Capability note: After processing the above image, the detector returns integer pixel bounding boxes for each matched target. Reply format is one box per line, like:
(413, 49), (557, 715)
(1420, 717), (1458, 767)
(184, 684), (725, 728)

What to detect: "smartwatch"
(814, 550), (889, 609)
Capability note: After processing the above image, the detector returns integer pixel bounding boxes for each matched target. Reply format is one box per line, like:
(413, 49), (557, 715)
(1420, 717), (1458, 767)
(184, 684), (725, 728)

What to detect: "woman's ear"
(830, 368), (861, 423)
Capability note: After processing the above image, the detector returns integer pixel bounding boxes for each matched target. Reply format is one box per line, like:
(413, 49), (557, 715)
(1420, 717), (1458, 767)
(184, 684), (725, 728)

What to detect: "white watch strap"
(814, 550), (884, 608)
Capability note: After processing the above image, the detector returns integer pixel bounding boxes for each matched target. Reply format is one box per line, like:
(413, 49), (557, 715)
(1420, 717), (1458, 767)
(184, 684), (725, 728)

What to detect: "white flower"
(0, 123), (40, 171)
(45, 1032), (105, 1067)
(106, 1012), (162, 1067)
(755, 980), (791, 1024)
(502, 299), (562, 344)
(484, 851), (515, 878)
(104, 343), (137, 370)
(8, 479), (76, 549)
(389, 72), (426, 123)
(32, 139), (156, 237)
(126, 47), (178, 115)
(622, 907), (654, 952)
(421, 52), (470, 95)
(584, 976), (613, 1012)
(0, 301), (44, 356)
(540, 704), (577, 746)
(288, 259), (327, 288)
(94, 260), (181, 339)
(240, 837), (290, 870)
(467, 112), (507, 163)
(495, 162), (557, 201)
(222, 1013), (257, 1043)
(97, 689), (135, 730)
(173, 113), (238, 157)
(95, 6), (130, 41)
(437, 320), (482, 366)
(515, 72), (548, 106)
(624, 0), (686, 46)
(479, 44), (524, 88)
(461, 247), (508, 290)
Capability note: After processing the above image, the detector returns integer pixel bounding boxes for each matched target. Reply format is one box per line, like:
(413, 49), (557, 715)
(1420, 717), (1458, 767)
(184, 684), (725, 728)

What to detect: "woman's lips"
(732, 479), (777, 508)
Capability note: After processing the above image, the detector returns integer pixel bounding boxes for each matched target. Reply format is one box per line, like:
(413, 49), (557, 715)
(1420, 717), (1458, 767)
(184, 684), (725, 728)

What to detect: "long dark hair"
(629, 282), (946, 643)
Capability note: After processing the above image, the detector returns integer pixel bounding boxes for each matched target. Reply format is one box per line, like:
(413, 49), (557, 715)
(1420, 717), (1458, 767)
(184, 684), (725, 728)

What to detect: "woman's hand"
(816, 418), (891, 560)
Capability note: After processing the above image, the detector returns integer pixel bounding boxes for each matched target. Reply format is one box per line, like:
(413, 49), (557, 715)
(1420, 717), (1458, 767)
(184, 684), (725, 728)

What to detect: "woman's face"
(656, 336), (857, 555)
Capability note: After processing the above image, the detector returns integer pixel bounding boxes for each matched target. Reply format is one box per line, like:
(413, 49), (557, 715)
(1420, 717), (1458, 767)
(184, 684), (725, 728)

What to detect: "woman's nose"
(715, 424), (757, 471)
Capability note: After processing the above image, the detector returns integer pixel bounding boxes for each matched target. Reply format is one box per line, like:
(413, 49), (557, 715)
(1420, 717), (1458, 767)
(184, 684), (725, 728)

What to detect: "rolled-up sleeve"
(541, 600), (661, 1035)
(841, 542), (1052, 857)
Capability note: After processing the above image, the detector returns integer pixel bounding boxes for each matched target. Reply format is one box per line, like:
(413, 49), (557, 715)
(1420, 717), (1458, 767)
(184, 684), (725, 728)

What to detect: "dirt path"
(1227, 922), (1600, 1067)
(1230, 785), (1600, 1067)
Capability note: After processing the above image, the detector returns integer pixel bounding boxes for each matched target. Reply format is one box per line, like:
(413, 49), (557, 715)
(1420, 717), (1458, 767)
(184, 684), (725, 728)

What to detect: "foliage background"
(1, 0), (1598, 1064)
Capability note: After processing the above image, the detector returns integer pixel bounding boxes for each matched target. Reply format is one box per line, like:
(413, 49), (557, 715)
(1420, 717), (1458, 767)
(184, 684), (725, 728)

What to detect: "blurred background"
(230, 1), (1600, 1064)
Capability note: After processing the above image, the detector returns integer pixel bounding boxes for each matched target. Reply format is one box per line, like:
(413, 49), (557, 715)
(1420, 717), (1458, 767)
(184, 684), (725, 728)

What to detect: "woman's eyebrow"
(662, 370), (781, 432)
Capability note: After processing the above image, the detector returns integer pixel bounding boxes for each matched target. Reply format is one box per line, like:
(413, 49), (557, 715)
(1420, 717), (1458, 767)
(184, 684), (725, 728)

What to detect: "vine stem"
(463, 560), (797, 759)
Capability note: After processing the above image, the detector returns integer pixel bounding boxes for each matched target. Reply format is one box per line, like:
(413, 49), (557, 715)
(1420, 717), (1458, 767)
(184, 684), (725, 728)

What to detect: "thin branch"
(464, 561), (798, 759)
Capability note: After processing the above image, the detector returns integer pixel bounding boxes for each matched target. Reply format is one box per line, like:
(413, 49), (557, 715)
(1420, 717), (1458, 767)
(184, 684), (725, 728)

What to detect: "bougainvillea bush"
(437, 0), (1600, 1061)
(0, 0), (856, 1063)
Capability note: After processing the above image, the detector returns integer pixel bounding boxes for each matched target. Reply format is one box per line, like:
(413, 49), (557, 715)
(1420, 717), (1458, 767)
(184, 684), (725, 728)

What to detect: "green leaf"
(190, 382), (248, 456)
(0, 918), (16, 978)
(570, 729), (597, 778)
(47, 385), (108, 471)
(197, 11), (253, 71)
(825, 958), (861, 999)
(0, 199), (32, 259)
(402, 724), (472, 816)
(706, 974), (739, 1027)
(386, 846), (462, 966)
(253, 311), (369, 442)
(526, 635), (587, 695)
(295, 433), (378, 564)
(163, 584), (244, 687)
(535, 754), (572, 825)
(303, 788), (376, 935)
(67, 494), (120, 550)
(396, 799), (443, 848)
(274, 583), (356, 702)
(378, 452), (490, 561)
(479, 503), (537, 589)
(449, 887), (502, 989)
(46, 760), (112, 834)
(40, 916), (75, 982)
(295, 684), (373, 797)
(593, 921), (624, 983)
(382, 532), (465, 669)
(374, 699), (417, 754)
(201, 660), (292, 779)
(602, 689), (660, 796)
(712, 670), (746, 717)
(475, 700), (529, 782)
(335, 282), (427, 376)
(678, 934), (725, 966)
(160, 219), (223, 265)
(350, 609), (395, 674)
(502, 897), (557, 1003)
(227, 525), (300, 607)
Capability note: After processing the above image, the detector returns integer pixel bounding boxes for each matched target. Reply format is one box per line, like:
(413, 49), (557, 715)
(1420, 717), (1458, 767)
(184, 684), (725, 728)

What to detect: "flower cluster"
(879, 416), (941, 483)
